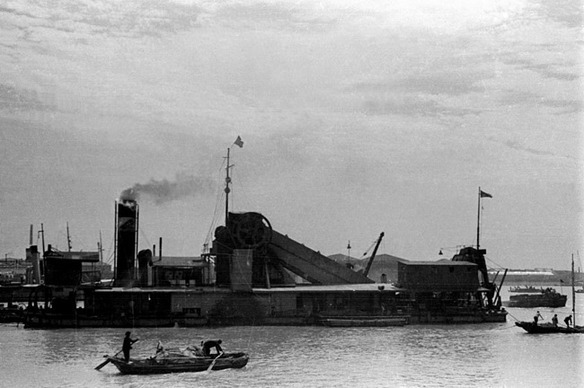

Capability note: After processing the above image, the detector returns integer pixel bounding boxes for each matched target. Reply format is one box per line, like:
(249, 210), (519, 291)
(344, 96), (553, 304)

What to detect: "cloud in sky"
(0, 0), (581, 269)
(0, 1), (203, 38)
(540, 98), (582, 115)
(0, 83), (52, 112)
(490, 137), (572, 159)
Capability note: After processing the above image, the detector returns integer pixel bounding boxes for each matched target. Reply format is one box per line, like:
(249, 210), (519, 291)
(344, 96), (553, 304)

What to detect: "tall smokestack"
(114, 197), (139, 287)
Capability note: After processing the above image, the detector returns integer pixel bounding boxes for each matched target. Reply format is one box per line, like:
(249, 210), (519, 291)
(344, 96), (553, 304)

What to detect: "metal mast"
(476, 187), (492, 250)
(224, 147), (232, 226)
(477, 187), (481, 250)
(224, 137), (243, 226)
(572, 253), (576, 327)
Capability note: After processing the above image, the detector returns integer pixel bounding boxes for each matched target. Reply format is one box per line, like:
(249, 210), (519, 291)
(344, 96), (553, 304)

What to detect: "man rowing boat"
(202, 339), (223, 356)
(122, 331), (139, 363)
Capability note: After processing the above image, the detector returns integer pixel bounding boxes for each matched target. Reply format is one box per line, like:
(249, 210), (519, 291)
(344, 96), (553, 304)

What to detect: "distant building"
(488, 268), (583, 284)
(0, 258), (29, 284)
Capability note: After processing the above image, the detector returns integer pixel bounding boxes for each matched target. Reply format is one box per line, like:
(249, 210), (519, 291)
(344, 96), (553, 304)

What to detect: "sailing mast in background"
(476, 187), (492, 250)
(573, 253), (576, 327)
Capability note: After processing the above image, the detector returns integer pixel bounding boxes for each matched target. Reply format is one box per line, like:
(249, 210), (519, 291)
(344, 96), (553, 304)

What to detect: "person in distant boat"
(202, 339), (223, 356)
(122, 331), (138, 363)
(533, 311), (544, 325)
(564, 315), (572, 328)
(552, 314), (558, 327)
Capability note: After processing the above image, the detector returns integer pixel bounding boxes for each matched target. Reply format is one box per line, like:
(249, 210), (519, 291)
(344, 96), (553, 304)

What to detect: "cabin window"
(183, 307), (201, 316)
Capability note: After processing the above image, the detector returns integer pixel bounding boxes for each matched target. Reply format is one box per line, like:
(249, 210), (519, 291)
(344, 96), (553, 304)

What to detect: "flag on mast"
(480, 190), (492, 198)
(234, 136), (244, 148)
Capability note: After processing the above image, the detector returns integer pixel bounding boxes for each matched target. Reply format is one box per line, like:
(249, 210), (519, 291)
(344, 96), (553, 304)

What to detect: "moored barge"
(504, 288), (567, 308)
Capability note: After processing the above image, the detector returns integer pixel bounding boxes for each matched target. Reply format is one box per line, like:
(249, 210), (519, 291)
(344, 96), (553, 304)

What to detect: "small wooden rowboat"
(514, 321), (584, 334)
(106, 352), (249, 375)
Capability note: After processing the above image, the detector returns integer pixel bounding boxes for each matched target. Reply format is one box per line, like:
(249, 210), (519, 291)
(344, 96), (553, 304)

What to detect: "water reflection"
(1, 317), (582, 388)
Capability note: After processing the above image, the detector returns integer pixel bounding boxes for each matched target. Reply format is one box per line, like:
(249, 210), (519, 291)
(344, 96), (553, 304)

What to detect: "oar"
(95, 349), (122, 371)
(95, 339), (139, 371)
(206, 352), (223, 372)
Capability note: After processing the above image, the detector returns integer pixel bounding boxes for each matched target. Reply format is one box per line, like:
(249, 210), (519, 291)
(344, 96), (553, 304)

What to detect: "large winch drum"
(228, 212), (273, 249)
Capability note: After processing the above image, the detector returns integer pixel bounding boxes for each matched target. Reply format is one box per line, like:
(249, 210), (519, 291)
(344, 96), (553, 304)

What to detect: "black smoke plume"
(120, 173), (214, 204)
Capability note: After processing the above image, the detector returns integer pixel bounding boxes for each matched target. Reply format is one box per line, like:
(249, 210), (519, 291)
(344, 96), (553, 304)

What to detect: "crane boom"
(364, 232), (384, 277)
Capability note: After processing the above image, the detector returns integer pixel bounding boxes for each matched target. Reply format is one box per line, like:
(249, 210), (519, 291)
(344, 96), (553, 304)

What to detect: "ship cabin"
(396, 259), (503, 323)
(22, 245), (106, 314)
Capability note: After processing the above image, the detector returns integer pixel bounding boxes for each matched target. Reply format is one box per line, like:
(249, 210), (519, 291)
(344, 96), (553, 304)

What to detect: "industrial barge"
(17, 151), (507, 328)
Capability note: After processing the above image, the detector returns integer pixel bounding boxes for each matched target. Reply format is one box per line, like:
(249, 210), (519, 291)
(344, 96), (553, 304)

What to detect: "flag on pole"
(234, 136), (244, 148)
(480, 190), (492, 198)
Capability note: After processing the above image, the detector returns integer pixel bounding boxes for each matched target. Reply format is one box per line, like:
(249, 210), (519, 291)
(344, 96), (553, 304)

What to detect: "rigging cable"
(203, 157), (228, 251)
(485, 255), (506, 271)
(360, 239), (377, 259)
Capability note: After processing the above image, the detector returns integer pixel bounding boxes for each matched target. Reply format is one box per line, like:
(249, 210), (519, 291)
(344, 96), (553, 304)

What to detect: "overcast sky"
(1, 0), (582, 271)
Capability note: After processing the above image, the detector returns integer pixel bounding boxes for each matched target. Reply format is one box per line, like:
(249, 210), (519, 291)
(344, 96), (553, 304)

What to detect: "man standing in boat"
(552, 314), (559, 327)
(202, 339), (223, 356)
(533, 311), (544, 325)
(122, 331), (139, 363)
(564, 315), (572, 328)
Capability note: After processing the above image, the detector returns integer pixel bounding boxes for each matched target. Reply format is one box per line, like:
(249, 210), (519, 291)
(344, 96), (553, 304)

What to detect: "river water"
(1, 290), (582, 388)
